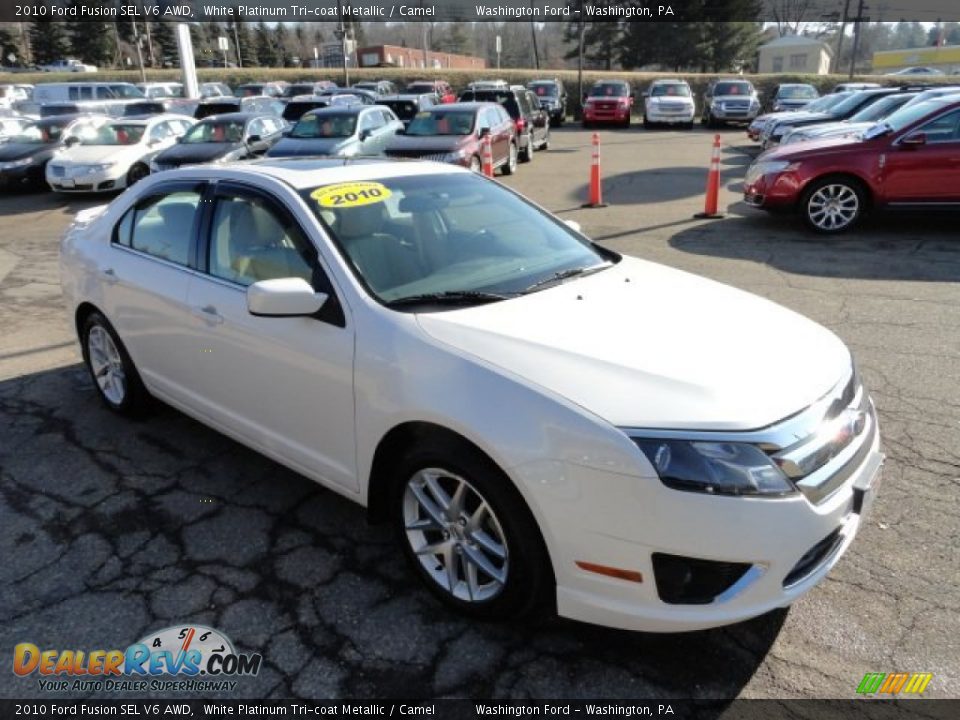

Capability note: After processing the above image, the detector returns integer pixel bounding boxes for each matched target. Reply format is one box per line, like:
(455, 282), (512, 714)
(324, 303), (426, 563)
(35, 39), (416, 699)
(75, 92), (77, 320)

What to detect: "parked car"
(832, 82), (881, 93)
(384, 102), (518, 174)
(200, 82), (233, 99)
(769, 83), (820, 112)
(194, 96), (285, 120)
(642, 79), (695, 129)
(236, 82), (288, 98)
(701, 79), (760, 127)
(319, 88), (378, 105)
(744, 95), (960, 232)
(39, 58), (97, 73)
(120, 101), (168, 117)
(136, 82), (184, 100)
(779, 92), (919, 146)
(60, 158), (882, 631)
(0, 114), (109, 190)
(267, 106), (402, 158)
(748, 92), (852, 142)
(0, 84), (31, 110)
(761, 87), (904, 148)
(0, 116), (33, 143)
(33, 82), (144, 103)
(281, 81), (338, 98)
(582, 80), (634, 128)
(466, 80), (509, 91)
(281, 95), (362, 124)
(46, 114), (194, 192)
(376, 94), (436, 129)
(458, 86), (548, 161)
(352, 80), (398, 97)
(151, 113), (287, 172)
(527, 79), (567, 126)
(405, 80), (456, 104)
(886, 67), (945, 76)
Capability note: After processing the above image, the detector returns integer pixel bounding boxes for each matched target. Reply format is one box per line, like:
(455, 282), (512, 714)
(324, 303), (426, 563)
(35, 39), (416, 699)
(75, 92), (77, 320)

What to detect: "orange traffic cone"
(694, 134), (725, 219)
(481, 135), (494, 177)
(582, 132), (607, 208)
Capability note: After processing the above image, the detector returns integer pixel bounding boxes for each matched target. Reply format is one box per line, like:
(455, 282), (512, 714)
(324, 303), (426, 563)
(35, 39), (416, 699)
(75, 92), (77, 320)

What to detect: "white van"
(33, 83), (144, 104)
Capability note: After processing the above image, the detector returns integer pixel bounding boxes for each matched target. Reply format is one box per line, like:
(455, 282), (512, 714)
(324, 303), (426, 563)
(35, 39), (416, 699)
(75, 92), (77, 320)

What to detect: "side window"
(918, 109), (960, 143)
(208, 193), (315, 286)
(148, 122), (171, 142)
(246, 119), (264, 138)
(96, 86), (112, 99)
(360, 112), (383, 131)
(126, 190), (201, 265)
(68, 87), (79, 101)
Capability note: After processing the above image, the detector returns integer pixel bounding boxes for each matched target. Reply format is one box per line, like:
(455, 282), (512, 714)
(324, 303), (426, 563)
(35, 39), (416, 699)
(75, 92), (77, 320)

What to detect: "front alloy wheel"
(403, 469), (509, 603)
(803, 179), (864, 233)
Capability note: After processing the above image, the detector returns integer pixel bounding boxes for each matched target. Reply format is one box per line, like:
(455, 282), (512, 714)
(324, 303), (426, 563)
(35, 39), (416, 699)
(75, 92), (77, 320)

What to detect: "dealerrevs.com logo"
(13, 625), (261, 693)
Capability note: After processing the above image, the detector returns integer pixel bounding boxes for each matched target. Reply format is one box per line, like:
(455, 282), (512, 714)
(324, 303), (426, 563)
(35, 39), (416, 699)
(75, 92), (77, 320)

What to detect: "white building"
(758, 36), (833, 75)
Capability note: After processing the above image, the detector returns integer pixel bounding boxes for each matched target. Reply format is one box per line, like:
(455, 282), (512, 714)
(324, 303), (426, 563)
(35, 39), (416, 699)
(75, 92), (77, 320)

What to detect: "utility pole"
(529, 1), (539, 69)
(233, 21), (242, 68)
(848, 0), (868, 79)
(577, 11), (585, 112)
(832, 0), (851, 74)
(335, 8), (349, 87)
(131, 21), (147, 83)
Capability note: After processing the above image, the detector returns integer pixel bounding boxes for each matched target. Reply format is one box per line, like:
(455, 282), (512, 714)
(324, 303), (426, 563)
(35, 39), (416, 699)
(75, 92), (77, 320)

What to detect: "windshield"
(530, 83), (558, 97)
(145, 85), (182, 98)
(106, 85), (144, 99)
(589, 83), (629, 97)
(405, 110), (475, 136)
(828, 92), (880, 117)
(714, 82), (753, 96)
(284, 84), (316, 97)
(803, 92), (850, 113)
(777, 85), (818, 99)
(291, 113), (357, 139)
(382, 101), (421, 121)
(183, 120), (245, 144)
(866, 98), (955, 137)
(82, 124), (146, 146)
(850, 95), (913, 122)
(651, 84), (691, 97)
(11, 122), (67, 144)
(300, 173), (612, 306)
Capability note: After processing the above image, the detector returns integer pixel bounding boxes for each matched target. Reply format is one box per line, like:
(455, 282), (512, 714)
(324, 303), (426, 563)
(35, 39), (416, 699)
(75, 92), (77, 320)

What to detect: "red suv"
(583, 80), (634, 128)
(743, 95), (960, 232)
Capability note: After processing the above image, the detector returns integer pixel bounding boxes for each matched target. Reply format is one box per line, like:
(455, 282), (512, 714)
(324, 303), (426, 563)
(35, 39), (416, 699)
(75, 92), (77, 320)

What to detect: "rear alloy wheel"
(393, 444), (551, 619)
(81, 312), (151, 415)
(519, 134), (534, 163)
(802, 178), (865, 233)
(501, 142), (518, 175)
(126, 163), (149, 187)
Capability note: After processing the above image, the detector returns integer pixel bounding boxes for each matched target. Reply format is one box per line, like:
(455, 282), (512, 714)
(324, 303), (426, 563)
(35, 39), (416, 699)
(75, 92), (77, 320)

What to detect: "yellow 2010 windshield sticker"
(310, 182), (392, 208)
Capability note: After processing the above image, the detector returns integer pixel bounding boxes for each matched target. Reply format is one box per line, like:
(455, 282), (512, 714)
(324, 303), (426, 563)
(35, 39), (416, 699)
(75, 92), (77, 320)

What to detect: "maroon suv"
(743, 94), (960, 232)
(384, 102), (519, 175)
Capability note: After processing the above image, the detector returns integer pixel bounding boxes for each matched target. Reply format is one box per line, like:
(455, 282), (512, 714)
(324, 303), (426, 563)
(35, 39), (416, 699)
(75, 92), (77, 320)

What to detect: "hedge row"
(4, 66), (958, 115)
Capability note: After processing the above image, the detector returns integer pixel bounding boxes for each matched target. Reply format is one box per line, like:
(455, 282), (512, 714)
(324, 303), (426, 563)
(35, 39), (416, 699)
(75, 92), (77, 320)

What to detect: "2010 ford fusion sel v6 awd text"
(59, 158), (883, 632)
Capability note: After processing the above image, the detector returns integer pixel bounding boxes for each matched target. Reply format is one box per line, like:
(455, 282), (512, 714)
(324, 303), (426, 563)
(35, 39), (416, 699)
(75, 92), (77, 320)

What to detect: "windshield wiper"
(385, 290), (512, 308)
(522, 263), (611, 293)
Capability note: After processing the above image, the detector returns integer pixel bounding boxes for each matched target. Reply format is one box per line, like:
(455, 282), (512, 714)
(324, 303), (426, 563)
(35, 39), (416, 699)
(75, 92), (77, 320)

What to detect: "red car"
(743, 95), (960, 233)
(406, 80), (456, 104)
(582, 80), (634, 128)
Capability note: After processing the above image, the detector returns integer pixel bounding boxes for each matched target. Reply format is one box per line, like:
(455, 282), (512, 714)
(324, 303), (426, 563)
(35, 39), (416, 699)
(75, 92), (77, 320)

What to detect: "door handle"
(193, 304), (224, 325)
(101, 268), (118, 284)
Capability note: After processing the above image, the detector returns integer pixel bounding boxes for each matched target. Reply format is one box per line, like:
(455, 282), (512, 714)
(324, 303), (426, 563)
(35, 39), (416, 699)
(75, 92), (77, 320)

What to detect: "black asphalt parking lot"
(1, 126), (958, 699)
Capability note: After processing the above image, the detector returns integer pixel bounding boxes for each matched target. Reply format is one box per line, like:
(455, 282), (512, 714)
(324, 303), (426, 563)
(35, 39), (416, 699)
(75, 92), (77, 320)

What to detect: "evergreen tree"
(0, 25), (20, 66)
(255, 21), (279, 67)
(701, 21), (760, 72)
(29, 20), (72, 66)
(274, 23), (291, 67)
(67, 2), (115, 67)
(150, 21), (179, 67)
(230, 19), (258, 67)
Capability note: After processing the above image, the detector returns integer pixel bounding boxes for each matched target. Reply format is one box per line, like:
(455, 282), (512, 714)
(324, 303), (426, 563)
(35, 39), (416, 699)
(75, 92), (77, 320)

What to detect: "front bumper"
(514, 393), (883, 632)
(645, 108), (695, 124)
(743, 169), (804, 210)
(0, 164), (41, 189)
(47, 165), (126, 193)
(584, 105), (631, 124)
(711, 106), (760, 123)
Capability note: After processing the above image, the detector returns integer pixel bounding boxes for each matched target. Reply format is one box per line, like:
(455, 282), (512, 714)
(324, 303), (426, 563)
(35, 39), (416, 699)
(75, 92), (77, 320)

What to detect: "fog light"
(652, 553), (751, 604)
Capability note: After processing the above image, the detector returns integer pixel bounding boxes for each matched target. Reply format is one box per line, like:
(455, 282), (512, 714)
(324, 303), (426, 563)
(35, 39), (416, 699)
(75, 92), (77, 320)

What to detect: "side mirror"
(564, 219), (583, 234)
(64, 136), (80, 147)
(478, 127), (491, 138)
(359, 128), (372, 141)
(246, 134), (262, 145)
(395, 127), (405, 135)
(247, 278), (327, 317)
(900, 132), (926, 147)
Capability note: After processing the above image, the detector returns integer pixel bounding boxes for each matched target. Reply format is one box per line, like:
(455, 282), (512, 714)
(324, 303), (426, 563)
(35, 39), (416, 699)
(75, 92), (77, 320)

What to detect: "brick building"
(355, 45), (486, 71)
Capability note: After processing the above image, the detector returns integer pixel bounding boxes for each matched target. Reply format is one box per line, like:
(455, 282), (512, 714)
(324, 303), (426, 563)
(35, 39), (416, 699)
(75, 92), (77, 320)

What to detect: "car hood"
(761, 135), (872, 161)
(54, 145), (140, 165)
(712, 94), (757, 102)
(800, 121), (873, 138)
(385, 134), (465, 153)
(268, 137), (353, 156)
(416, 257), (850, 431)
(772, 111), (834, 128)
(156, 142), (239, 164)
(648, 96), (694, 104)
(0, 143), (49, 161)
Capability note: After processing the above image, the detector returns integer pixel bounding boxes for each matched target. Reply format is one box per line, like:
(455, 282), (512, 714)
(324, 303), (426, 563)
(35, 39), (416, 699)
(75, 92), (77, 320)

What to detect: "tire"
(126, 163), (149, 188)
(622, 115), (631, 129)
(391, 441), (552, 619)
(501, 142), (518, 175)
(685, 121), (695, 130)
(80, 311), (151, 416)
(643, 117), (651, 129)
(519, 134), (533, 163)
(540, 131), (550, 151)
(800, 176), (867, 234)
(553, 115), (563, 128)
(582, 121), (591, 130)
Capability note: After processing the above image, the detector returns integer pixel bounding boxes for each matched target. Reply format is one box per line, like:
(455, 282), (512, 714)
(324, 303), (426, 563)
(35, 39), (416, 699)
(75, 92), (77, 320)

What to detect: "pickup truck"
(39, 59), (97, 73)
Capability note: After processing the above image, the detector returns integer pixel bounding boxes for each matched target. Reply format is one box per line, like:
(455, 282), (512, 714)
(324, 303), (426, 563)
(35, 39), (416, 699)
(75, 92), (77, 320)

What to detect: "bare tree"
(770, 0), (818, 37)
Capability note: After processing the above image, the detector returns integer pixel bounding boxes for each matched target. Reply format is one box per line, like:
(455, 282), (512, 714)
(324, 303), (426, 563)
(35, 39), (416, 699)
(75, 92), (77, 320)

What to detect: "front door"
(185, 183), (358, 491)
(882, 108), (960, 203)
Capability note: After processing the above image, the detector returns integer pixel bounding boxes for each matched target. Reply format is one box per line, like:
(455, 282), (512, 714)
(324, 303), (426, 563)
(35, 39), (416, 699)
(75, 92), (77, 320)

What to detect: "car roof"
(303, 106), (369, 117)
(198, 112), (263, 122)
(651, 79), (688, 84)
(379, 94), (431, 101)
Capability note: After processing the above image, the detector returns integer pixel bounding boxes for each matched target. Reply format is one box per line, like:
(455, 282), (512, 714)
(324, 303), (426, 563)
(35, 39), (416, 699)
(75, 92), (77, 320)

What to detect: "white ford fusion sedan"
(60, 159), (883, 632)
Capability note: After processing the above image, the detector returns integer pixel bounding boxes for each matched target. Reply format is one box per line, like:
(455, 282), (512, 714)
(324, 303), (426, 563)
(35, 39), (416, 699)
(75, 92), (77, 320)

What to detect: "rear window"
(283, 101), (328, 122)
(195, 102), (239, 119)
(461, 91), (521, 119)
(713, 82), (753, 96)
(407, 83), (435, 94)
(382, 100), (420, 120)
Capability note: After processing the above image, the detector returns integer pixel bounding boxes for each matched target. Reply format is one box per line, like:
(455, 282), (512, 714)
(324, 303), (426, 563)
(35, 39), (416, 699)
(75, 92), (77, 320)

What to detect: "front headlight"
(633, 439), (795, 497)
(0, 157), (33, 170)
(90, 162), (116, 172)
